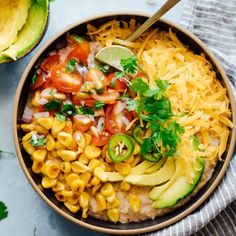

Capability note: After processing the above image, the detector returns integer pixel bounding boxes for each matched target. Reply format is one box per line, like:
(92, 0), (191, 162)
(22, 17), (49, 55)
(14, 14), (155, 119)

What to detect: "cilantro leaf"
(31, 73), (38, 85)
(120, 56), (138, 74)
(94, 101), (105, 110)
(191, 135), (200, 151)
(44, 99), (61, 111)
(30, 137), (46, 147)
(66, 58), (77, 73)
(0, 202), (8, 221)
(144, 80), (169, 99)
(72, 35), (84, 43)
(129, 78), (149, 94)
(79, 106), (94, 115)
(60, 104), (78, 116)
(55, 113), (67, 121)
(115, 71), (125, 78)
(126, 99), (140, 112)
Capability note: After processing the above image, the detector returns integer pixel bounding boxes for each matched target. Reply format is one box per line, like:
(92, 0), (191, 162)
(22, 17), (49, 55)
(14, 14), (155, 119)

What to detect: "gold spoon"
(126, 0), (181, 42)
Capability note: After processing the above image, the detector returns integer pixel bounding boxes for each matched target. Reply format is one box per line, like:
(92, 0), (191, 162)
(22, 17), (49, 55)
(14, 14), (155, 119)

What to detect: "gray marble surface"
(0, 1), (187, 235)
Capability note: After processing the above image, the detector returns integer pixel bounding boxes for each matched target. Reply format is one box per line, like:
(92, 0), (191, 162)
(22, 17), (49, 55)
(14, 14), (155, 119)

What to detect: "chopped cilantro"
(44, 99), (61, 111)
(31, 73), (38, 85)
(55, 113), (67, 121)
(66, 58), (77, 73)
(100, 64), (115, 75)
(72, 35), (84, 43)
(129, 78), (149, 94)
(60, 104), (78, 116)
(94, 88), (104, 95)
(191, 135), (200, 150)
(115, 71), (125, 78)
(120, 56), (138, 74)
(94, 101), (105, 110)
(30, 137), (46, 147)
(0, 201), (8, 221)
(79, 106), (94, 115)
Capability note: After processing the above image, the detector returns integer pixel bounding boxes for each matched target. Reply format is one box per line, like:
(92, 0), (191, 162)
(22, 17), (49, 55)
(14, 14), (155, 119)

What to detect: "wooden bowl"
(13, 12), (236, 235)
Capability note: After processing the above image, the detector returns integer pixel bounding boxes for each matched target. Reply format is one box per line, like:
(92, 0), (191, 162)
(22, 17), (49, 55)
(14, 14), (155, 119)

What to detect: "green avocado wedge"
(0, 0), (49, 63)
(151, 157), (205, 208)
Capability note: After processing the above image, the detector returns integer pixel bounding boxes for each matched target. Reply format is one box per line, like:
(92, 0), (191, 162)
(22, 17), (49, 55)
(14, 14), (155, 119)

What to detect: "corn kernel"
(37, 117), (53, 130)
(57, 173), (65, 182)
(23, 141), (35, 155)
(125, 155), (134, 164)
(88, 159), (101, 172)
(66, 173), (80, 187)
(42, 160), (60, 179)
(79, 153), (89, 165)
(82, 207), (88, 218)
(71, 161), (89, 173)
(31, 91), (41, 107)
(133, 143), (140, 155)
(55, 192), (66, 202)
(79, 192), (90, 208)
(53, 92), (66, 100)
(21, 123), (35, 132)
(22, 131), (36, 142)
(114, 163), (131, 176)
(71, 179), (85, 193)
(105, 150), (113, 163)
(67, 195), (79, 205)
(51, 150), (59, 158)
(96, 193), (107, 211)
(52, 182), (65, 192)
(57, 150), (77, 161)
(129, 194), (140, 213)
(73, 131), (86, 148)
(120, 181), (131, 191)
(32, 150), (47, 162)
(64, 202), (80, 213)
(91, 184), (102, 195)
(80, 172), (92, 185)
(46, 134), (56, 151)
(42, 176), (57, 188)
(100, 162), (112, 172)
(107, 208), (119, 223)
(84, 146), (101, 159)
(60, 162), (71, 174)
(130, 156), (141, 167)
(61, 190), (74, 197)
(106, 192), (116, 203)
(32, 160), (43, 174)
(55, 141), (64, 149)
(57, 132), (76, 148)
(107, 198), (120, 209)
(36, 124), (49, 135)
(90, 176), (100, 186)
(94, 167), (107, 182)
(52, 118), (66, 136)
(101, 183), (114, 197)
(84, 133), (92, 146)
(63, 118), (73, 134)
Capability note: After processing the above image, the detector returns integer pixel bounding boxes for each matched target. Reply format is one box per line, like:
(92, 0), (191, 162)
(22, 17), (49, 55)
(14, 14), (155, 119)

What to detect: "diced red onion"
(114, 101), (126, 115)
(74, 114), (91, 124)
(41, 88), (57, 98)
(76, 64), (88, 80)
(96, 117), (105, 134)
(87, 53), (95, 69)
(122, 115), (130, 126)
(22, 106), (33, 123)
(37, 98), (49, 105)
(90, 126), (99, 138)
(33, 112), (49, 119)
(89, 42), (102, 55)
(74, 131), (81, 141)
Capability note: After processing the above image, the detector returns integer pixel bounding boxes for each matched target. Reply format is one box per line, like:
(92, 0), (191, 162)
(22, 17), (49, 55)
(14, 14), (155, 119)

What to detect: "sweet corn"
(79, 153), (89, 165)
(84, 133), (92, 146)
(42, 176), (57, 188)
(60, 162), (71, 174)
(90, 176), (100, 186)
(22, 131), (36, 142)
(32, 160), (43, 174)
(71, 161), (89, 173)
(67, 195), (79, 205)
(82, 207), (88, 218)
(42, 160), (60, 179)
(133, 143), (140, 155)
(35, 124), (49, 135)
(91, 184), (102, 195)
(73, 131), (86, 148)
(57, 132), (76, 148)
(57, 173), (65, 182)
(52, 182), (65, 192)
(88, 159), (101, 172)
(120, 181), (131, 191)
(107, 198), (120, 209)
(114, 163), (131, 176)
(53, 92), (66, 100)
(81, 81), (95, 92)
(21, 123), (35, 132)
(66, 173), (80, 187)
(100, 162), (112, 172)
(52, 118), (66, 136)
(51, 150), (59, 158)
(57, 150), (77, 161)
(79, 192), (90, 208)
(106, 192), (116, 203)
(32, 150), (47, 162)
(31, 91), (41, 107)
(84, 146), (101, 159)
(107, 208), (119, 223)
(124, 155), (134, 164)
(71, 179), (85, 193)
(129, 194), (140, 213)
(37, 117), (53, 130)
(64, 202), (80, 213)
(79, 172), (92, 185)
(96, 193), (107, 211)
(23, 141), (35, 155)
(73, 92), (90, 100)
(46, 134), (56, 151)
(130, 156), (141, 168)
(61, 190), (74, 197)
(94, 167), (107, 182)
(63, 119), (73, 134)
(100, 183), (114, 197)
(55, 141), (64, 149)
(55, 192), (66, 202)
(105, 151), (112, 163)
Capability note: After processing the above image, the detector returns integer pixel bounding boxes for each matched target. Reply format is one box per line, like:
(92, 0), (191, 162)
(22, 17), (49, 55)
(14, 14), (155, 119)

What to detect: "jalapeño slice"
(142, 153), (162, 163)
(132, 125), (144, 145)
(108, 134), (134, 163)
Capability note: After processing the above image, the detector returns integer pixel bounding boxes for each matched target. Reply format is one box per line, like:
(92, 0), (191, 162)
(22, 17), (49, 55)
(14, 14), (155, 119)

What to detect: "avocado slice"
(0, 0), (49, 63)
(151, 157), (205, 208)
(124, 158), (175, 186)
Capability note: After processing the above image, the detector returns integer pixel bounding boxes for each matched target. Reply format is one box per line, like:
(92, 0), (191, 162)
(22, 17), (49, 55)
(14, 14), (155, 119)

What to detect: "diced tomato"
(84, 99), (96, 107)
(66, 47), (88, 66)
(51, 63), (82, 93)
(91, 89), (120, 104)
(114, 79), (127, 91)
(43, 77), (53, 88)
(91, 131), (111, 147)
(40, 54), (60, 72)
(85, 68), (106, 89)
(38, 105), (45, 112)
(31, 74), (45, 91)
(73, 115), (94, 133)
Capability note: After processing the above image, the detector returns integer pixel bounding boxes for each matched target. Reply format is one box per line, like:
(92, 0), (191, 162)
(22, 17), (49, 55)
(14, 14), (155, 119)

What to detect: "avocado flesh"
(124, 158), (175, 186)
(151, 157), (205, 208)
(0, 0), (49, 63)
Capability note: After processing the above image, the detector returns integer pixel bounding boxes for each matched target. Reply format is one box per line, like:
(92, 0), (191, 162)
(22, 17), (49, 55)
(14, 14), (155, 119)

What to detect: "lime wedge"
(95, 45), (135, 71)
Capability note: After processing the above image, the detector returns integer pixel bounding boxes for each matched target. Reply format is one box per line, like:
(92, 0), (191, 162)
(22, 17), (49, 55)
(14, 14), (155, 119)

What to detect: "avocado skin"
(0, 0), (49, 64)
(151, 157), (205, 208)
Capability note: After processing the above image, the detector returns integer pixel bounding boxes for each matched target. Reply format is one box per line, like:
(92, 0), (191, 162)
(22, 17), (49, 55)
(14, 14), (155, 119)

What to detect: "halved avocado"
(0, 0), (49, 63)
(151, 157), (205, 208)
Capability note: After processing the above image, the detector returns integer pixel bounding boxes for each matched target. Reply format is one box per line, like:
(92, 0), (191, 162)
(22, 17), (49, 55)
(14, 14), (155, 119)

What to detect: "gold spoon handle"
(126, 0), (181, 42)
